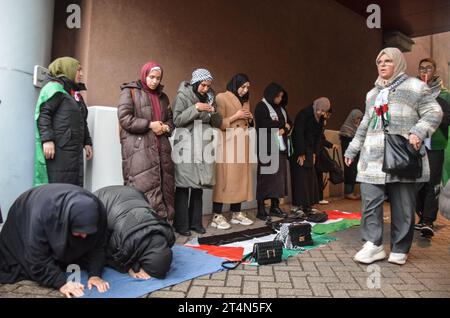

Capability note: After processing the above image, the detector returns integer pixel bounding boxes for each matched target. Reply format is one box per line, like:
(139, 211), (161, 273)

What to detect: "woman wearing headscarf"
(0, 184), (109, 298)
(290, 97), (331, 216)
(34, 57), (93, 187)
(339, 109), (363, 200)
(254, 83), (292, 221)
(118, 61), (174, 221)
(211, 74), (254, 230)
(344, 48), (442, 265)
(94, 186), (175, 280)
(172, 69), (222, 236)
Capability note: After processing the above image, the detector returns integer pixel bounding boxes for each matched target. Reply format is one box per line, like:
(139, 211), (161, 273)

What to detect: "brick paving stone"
(330, 290), (350, 298)
(326, 283), (361, 290)
(192, 279), (225, 287)
(186, 286), (206, 298)
(310, 283), (331, 297)
(207, 287), (241, 294)
(379, 284), (402, 298)
(419, 291), (450, 298)
(205, 294), (223, 298)
(291, 277), (309, 289)
(223, 294), (259, 298)
(258, 266), (274, 276)
(307, 276), (340, 283)
(171, 280), (191, 292)
(277, 288), (313, 297)
(225, 275), (242, 287)
(244, 275), (275, 282)
(260, 288), (277, 298)
(274, 271), (291, 283)
(242, 281), (259, 295)
(260, 282), (293, 289)
(391, 284), (429, 291)
(399, 291), (420, 298)
(147, 291), (186, 298)
(347, 290), (385, 297)
(13, 286), (52, 296)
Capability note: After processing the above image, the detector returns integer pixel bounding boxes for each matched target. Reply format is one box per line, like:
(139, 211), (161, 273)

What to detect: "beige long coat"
(212, 91), (254, 204)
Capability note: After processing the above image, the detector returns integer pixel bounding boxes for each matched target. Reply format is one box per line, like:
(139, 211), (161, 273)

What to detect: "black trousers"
(416, 150), (444, 224)
(174, 187), (203, 232)
(213, 202), (242, 214)
(316, 170), (325, 201)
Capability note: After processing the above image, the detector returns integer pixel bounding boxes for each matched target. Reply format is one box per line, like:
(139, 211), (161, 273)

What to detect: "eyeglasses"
(419, 66), (434, 73)
(376, 59), (394, 66)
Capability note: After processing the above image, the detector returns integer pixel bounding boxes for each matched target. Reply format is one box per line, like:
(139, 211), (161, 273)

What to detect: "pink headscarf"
(140, 61), (163, 122)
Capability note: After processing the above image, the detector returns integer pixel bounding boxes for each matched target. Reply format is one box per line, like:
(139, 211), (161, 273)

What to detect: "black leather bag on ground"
(382, 133), (423, 179)
(289, 223), (313, 247)
(221, 240), (283, 269)
(253, 241), (283, 265)
(306, 210), (328, 223)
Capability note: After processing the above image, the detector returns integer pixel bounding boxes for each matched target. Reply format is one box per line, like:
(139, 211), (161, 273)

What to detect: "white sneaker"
(388, 252), (408, 265)
(353, 241), (386, 264)
(210, 214), (231, 230)
(319, 200), (329, 205)
(231, 212), (254, 226)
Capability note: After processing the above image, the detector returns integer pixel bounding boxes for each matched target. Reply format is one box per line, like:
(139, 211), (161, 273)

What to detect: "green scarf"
(33, 81), (69, 186)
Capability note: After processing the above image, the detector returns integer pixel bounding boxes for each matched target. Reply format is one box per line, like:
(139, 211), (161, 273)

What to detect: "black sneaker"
(414, 223), (424, 231)
(191, 226), (206, 234)
(421, 223), (434, 238)
(269, 206), (288, 218)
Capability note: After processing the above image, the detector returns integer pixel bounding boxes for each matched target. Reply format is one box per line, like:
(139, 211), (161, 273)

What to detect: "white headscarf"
(374, 47), (407, 88)
(372, 47), (409, 130)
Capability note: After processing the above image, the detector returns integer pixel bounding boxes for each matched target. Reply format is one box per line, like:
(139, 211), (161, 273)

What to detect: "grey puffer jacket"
(172, 81), (222, 188)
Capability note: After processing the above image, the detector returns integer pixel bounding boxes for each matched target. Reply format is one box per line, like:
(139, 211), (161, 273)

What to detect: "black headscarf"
(94, 186), (175, 279)
(69, 194), (100, 234)
(0, 184), (107, 288)
(263, 82), (288, 107)
(226, 73), (250, 105)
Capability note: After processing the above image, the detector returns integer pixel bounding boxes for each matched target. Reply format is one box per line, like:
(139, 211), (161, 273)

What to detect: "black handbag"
(329, 148), (345, 184)
(380, 116), (423, 179)
(288, 223), (313, 247)
(221, 240), (283, 269)
(252, 240), (283, 265)
(317, 148), (344, 184)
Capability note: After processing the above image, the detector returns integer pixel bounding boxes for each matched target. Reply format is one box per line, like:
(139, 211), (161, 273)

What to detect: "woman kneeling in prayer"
(0, 184), (109, 298)
(94, 186), (175, 280)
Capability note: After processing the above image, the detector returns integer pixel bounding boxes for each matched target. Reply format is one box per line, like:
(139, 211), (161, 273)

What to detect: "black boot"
(256, 201), (271, 221)
(269, 198), (288, 218)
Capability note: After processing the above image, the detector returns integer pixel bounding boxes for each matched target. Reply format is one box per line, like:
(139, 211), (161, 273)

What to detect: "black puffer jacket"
(94, 186), (175, 278)
(38, 77), (92, 186)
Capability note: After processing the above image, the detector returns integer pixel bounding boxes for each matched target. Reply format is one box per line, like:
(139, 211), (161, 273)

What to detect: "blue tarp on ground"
(79, 245), (224, 298)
